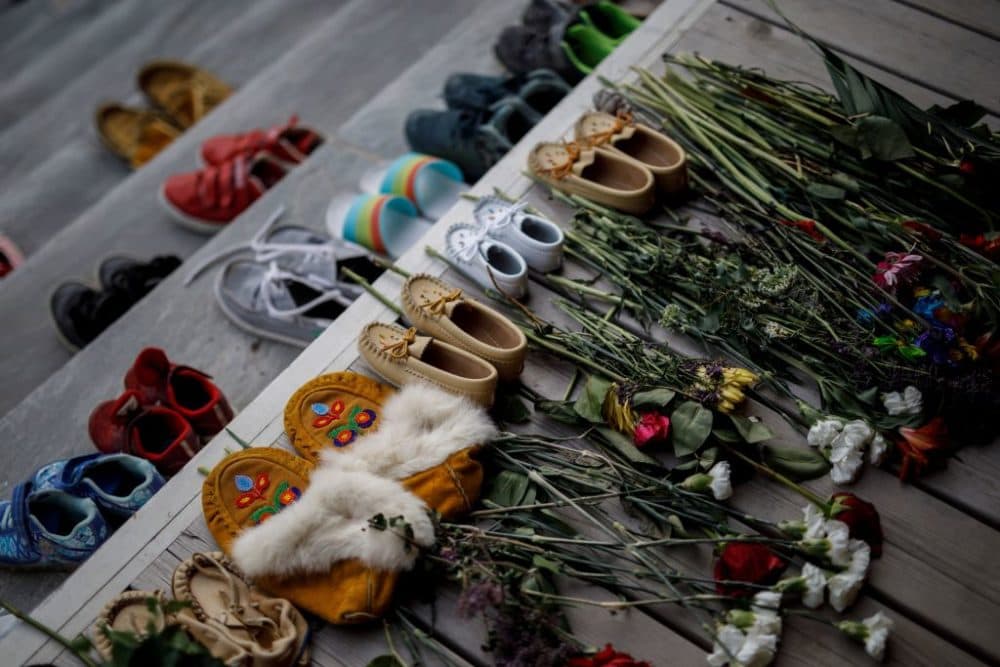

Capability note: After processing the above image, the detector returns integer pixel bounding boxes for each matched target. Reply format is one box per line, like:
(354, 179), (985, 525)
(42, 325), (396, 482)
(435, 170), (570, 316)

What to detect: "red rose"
(633, 412), (670, 448)
(959, 158), (976, 175)
(830, 492), (883, 557)
(567, 644), (651, 667)
(714, 542), (787, 597)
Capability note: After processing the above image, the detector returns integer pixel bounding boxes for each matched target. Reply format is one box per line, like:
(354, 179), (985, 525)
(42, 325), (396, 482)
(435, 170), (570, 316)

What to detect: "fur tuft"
(230, 468), (435, 578)
(320, 382), (497, 479)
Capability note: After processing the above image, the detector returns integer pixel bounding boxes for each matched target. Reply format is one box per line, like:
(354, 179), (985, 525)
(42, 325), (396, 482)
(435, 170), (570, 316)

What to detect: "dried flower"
(567, 643), (651, 667)
(633, 412), (670, 447)
(603, 383), (637, 435)
(830, 492), (883, 557)
(881, 386), (922, 416)
(714, 543), (787, 597)
(896, 417), (949, 481)
(457, 580), (504, 617)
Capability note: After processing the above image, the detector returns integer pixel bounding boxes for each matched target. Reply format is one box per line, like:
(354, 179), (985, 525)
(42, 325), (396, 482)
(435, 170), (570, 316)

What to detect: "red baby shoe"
(200, 115), (323, 167)
(124, 347), (234, 441)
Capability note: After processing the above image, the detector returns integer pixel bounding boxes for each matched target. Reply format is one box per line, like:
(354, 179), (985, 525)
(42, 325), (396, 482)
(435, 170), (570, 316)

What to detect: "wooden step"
(0, 0), (114, 73)
(0, 0), (342, 258)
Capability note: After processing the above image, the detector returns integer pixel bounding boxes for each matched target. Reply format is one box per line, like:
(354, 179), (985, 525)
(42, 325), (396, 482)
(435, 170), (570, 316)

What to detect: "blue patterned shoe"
(0, 482), (108, 569)
(32, 453), (165, 522)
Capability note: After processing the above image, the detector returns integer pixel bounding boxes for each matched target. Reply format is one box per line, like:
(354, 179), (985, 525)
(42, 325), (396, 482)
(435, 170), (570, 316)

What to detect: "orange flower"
(896, 417), (949, 481)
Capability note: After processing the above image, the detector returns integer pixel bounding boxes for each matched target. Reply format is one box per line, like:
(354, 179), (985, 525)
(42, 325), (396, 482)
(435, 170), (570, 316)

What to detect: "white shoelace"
(259, 262), (360, 319)
(184, 205), (340, 286)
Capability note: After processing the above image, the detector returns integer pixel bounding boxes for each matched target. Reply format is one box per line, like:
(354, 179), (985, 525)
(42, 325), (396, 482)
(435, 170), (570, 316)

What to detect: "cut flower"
(568, 643), (652, 667)
(881, 386), (922, 416)
(838, 611), (893, 662)
(633, 411), (670, 447)
(831, 492), (883, 557)
(896, 417), (949, 481)
(714, 543), (787, 597)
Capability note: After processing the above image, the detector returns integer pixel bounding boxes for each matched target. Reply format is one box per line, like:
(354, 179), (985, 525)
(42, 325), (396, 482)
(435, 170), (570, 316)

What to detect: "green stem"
(0, 598), (98, 667)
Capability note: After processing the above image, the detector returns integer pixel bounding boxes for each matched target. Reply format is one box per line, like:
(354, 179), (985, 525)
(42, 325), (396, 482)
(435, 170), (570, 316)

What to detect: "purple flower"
(457, 581), (504, 617)
(914, 325), (958, 365)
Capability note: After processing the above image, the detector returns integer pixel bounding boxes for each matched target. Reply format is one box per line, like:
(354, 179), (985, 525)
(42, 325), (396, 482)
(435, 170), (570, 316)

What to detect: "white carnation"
(836, 420), (874, 449)
(807, 418), (843, 448)
(882, 386), (922, 416)
(868, 433), (889, 466)
(750, 591), (782, 635)
(736, 625), (778, 667)
(828, 420), (872, 485)
(800, 563), (827, 609)
(709, 461), (733, 500)
(863, 611), (893, 661)
(801, 504), (826, 539)
(707, 624), (746, 667)
(824, 520), (852, 567)
(828, 540), (871, 612)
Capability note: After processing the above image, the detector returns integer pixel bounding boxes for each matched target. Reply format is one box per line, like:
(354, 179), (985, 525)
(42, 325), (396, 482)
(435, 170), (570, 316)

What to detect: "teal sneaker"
(32, 453), (165, 523)
(0, 481), (108, 569)
(579, 1), (641, 43)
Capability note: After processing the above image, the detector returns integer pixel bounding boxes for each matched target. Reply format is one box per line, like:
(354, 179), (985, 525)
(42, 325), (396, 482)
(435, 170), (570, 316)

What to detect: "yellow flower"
(722, 367), (758, 387)
(960, 339), (979, 361)
(602, 383), (636, 434)
(717, 399), (736, 414)
(720, 386), (746, 404)
(913, 287), (930, 298)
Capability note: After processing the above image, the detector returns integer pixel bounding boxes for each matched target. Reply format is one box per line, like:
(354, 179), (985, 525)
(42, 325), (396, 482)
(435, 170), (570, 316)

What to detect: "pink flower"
(873, 252), (923, 291)
(633, 412), (670, 447)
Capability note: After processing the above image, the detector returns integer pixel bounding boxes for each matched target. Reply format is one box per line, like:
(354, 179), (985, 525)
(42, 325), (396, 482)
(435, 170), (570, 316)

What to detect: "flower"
(709, 461), (733, 500)
(873, 252), (922, 291)
(603, 383), (637, 434)
(800, 563), (827, 608)
(830, 493), (883, 557)
(838, 611), (893, 662)
(778, 218), (826, 243)
(749, 591), (782, 635)
(633, 411), (670, 447)
(881, 386), (922, 416)
(896, 417), (949, 481)
(807, 417), (843, 448)
(869, 433), (889, 466)
(829, 436), (865, 485)
(707, 624), (747, 667)
(714, 543), (787, 597)
(708, 594), (783, 667)
(567, 643), (651, 667)
(827, 540), (871, 612)
(900, 220), (942, 242)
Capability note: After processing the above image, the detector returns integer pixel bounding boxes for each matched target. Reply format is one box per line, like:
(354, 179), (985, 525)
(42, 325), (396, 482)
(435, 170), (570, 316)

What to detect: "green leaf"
(699, 308), (721, 334)
(535, 399), (583, 424)
(855, 115), (915, 161)
(632, 387), (676, 408)
(730, 415), (774, 444)
(806, 183), (846, 200)
(711, 428), (742, 443)
(494, 391), (531, 423)
(573, 376), (611, 423)
(596, 426), (660, 467)
(670, 401), (713, 456)
(485, 471), (531, 507)
(366, 656), (406, 667)
(532, 555), (564, 574)
(762, 445), (830, 481)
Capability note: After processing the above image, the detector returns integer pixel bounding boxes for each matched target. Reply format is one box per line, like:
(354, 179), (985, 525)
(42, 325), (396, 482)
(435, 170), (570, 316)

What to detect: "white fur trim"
(230, 468), (435, 578)
(321, 382), (497, 479)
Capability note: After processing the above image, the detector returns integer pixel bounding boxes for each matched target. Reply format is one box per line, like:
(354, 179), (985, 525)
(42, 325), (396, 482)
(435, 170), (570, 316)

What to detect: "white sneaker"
(473, 196), (564, 273)
(445, 223), (528, 298)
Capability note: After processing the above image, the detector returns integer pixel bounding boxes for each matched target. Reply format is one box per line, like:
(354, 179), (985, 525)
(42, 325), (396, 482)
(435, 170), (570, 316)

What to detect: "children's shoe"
(89, 391), (203, 476)
(444, 223), (529, 298)
(159, 153), (287, 234)
(575, 111), (688, 194)
(401, 274), (528, 381)
(200, 115), (323, 168)
(50, 281), (132, 351)
(579, 1), (641, 42)
(528, 141), (654, 214)
(0, 482), (108, 569)
(560, 23), (617, 75)
(138, 60), (231, 129)
(495, 24), (577, 82)
(358, 322), (498, 407)
(215, 259), (362, 347)
(124, 347), (234, 440)
(359, 153), (466, 220)
(473, 195), (564, 272)
(444, 69), (569, 115)
(95, 103), (181, 169)
(98, 254), (181, 301)
(32, 453), (165, 521)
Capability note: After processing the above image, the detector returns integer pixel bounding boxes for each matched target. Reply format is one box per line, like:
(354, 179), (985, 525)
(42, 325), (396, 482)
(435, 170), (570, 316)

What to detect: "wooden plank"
(0, 2), (718, 663)
(0, 0), (490, 418)
(0, 0), (346, 257)
(723, 0), (1000, 115)
(895, 0), (1000, 42)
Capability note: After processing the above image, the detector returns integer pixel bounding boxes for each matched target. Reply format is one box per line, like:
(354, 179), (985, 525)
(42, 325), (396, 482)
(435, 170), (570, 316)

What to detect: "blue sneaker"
(0, 482), (108, 569)
(32, 453), (165, 522)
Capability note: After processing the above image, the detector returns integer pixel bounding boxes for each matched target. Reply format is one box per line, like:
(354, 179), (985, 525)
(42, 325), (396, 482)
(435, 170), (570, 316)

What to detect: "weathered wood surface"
(3, 0), (1000, 665)
(898, 0), (1000, 41)
(0, 0), (489, 417)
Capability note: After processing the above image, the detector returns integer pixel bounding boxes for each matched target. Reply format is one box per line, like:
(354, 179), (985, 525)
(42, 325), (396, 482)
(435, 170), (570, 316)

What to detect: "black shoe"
(444, 69), (570, 114)
(50, 282), (132, 350)
(98, 254), (181, 301)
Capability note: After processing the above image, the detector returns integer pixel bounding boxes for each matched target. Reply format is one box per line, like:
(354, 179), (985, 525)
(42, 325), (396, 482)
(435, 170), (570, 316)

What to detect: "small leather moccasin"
(473, 195), (564, 273)
(358, 322), (498, 407)
(528, 141), (655, 215)
(444, 223), (529, 298)
(575, 111), (687, 195)
(401, 274), (527, 382)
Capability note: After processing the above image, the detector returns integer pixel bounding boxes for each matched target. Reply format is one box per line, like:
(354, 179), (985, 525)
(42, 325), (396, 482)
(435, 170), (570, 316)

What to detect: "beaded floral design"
(233, 473), (301, 524)
(310, 400), (376, 447)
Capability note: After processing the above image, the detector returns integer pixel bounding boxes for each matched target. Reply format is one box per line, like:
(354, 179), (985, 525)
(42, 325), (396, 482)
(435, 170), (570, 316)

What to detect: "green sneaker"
(579, 1), (641, 43)
(560, 23), (617, 75)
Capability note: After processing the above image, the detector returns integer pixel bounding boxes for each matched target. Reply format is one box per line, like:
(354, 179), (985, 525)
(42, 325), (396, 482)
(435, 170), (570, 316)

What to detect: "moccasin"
(528, 141), (654, 214)
(357, 322), (498, 407)
(401, 274), (527, 381)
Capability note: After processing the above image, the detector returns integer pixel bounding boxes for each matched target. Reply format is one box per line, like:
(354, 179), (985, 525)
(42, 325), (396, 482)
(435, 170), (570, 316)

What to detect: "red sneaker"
(88, 390), (202, 476)
(124, 347), (234, 440)
(199, 115), (323, 167)
(159, 153), (286, 234)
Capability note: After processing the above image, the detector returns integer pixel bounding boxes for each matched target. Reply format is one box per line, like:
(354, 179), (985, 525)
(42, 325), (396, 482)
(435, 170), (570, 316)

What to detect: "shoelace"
(381, 327), (417, 358)
(259, 262), (359, 319)
(184, 205), (338, 285)
(231, 115), (298, 157)
(422, 288), (463, 316)
(477, 198), (527, 236)
(197, 155), (249, 208)
(450, 227), (488, 263)
(579, 110), (634, 148)
(537, 141), (581, 179)
(190, 553), (278, 637)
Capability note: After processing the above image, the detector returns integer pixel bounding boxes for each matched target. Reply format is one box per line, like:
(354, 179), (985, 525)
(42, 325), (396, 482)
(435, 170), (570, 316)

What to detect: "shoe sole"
(213, 270), (312, 349)
(157, 184), (230, 235)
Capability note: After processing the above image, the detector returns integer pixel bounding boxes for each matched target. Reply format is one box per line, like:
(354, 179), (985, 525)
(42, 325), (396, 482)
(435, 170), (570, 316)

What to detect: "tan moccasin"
(358, 322), (498, 407)
(575, 111), (687, 195)
(401, 274), (526, 381)
(528, 141), (654, 215)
